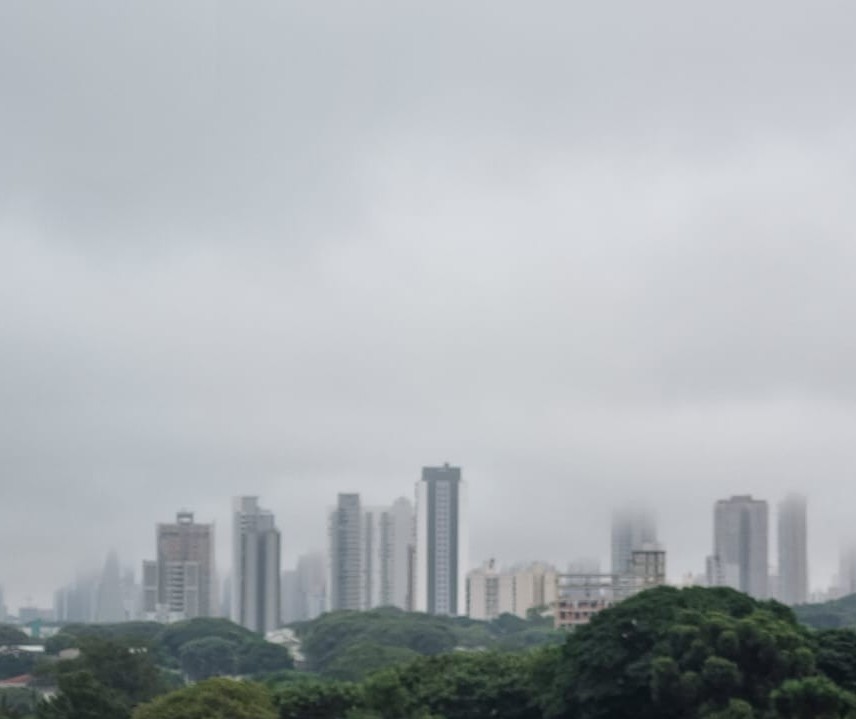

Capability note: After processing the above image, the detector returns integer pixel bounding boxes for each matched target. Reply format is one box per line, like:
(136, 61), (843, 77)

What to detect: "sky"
(2, 1), (856, 610)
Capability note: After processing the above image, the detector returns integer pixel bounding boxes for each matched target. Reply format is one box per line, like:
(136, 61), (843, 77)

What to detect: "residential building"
(141, 511), (216, 622)
(328, 493), (364, 611)
(710, 495), (769, 599)
(378, 498), (414, 610)
(839, 544), (856, 597)
(95, 551), (126, 623)
(611, 508), (657, 575)
(414, 463), (468, 615)
(467, 561), (557, 621)
(467, 560), (514, 620)
(231, 497), (281, 634)
(778, 494), (808, 606)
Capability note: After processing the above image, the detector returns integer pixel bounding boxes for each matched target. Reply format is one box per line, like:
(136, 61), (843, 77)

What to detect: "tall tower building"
(711, 495), (769, 599)
(777, 494), (808, 606)
(96, 551), (126, 623)
(379, 497), (414, 609)
(328, 493), (364, 611)
(611, 508), (657, 575)
(142, 511), (216, 622)
(415, 463), (468, 615)
(231, 497), (281, 634)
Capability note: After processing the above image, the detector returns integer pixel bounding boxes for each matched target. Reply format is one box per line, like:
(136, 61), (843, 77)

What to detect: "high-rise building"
(231, 497), (281, 634)
(0, 586), (6, 623)
(839, 544), (856, 597)
(710, 495), (769, 599)
(96, 551), (127, 623)
(777, 494), (808, 606)
(415, 463), (468, 615)
(379, 498), (414, 610)
(328, 493), (364, 611)
(611, 508), (657, 575)
(142, 511), (216, 622)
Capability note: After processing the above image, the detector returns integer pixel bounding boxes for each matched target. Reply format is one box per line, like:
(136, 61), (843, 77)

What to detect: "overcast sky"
(3, 1), (856, 610)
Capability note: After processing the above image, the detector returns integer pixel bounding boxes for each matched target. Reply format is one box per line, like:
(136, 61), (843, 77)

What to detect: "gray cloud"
(2, 0), (856, 607)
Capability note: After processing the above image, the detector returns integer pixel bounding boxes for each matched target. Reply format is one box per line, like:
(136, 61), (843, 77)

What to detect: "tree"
(37, 671), (130, 719)
(0, 627), (28, 647)
(179, 638), (237, 681)
(771, 676), (856, 719)
(236, 640), (294, 676)
(275, 680), (364, 719)
(132, 678), (276, 719)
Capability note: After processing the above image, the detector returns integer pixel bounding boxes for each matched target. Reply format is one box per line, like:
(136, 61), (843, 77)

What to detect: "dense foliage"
(0, 627), (30, 647)
(294, 607), (560, 681)
(132, 678), (276, 719)
(46, 617), (293, 680)
(27, 588), (856, 719)
(796, 594), (856, 630)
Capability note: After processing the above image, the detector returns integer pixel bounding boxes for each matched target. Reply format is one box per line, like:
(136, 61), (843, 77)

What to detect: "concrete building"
(328, 493), (364, 611)
(777, 494), (808, 606)
(95, 551), (126, 623)
(379, 498), (414, 610)
(554, 550), (667, 630)
(142, 511), (216, 622)
(231, 497), (281, 634)
(467, 561), (557, 621)
(415, 463), (468, 616)
(839, 544), (856, 597)
(467, 561), (515, 620)
(611, 508), (657, 575)
(709, 495), (769, 599)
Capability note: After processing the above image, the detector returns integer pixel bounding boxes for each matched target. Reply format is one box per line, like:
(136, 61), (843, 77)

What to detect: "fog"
(2, 1), (856, 609)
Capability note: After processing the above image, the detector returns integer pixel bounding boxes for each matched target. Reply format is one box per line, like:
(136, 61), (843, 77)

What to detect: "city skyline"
(6, 1), (856, 622)
(0, 480), (842, 612)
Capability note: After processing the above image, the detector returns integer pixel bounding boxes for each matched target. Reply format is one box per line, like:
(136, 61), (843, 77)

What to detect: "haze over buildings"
(778, 494), (808, 606)
(709, 496), (769, 599)
(231, 497), (281, 634)
(5, 2), (856, 608)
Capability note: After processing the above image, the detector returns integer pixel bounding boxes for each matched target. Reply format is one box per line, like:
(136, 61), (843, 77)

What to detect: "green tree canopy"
(132, 678), (276, 719)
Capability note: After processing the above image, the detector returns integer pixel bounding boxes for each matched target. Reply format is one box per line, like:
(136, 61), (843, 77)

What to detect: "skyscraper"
(711, 495), (769, 599)
(611, 507), (657, 575)
(95, 551), (126, 623)
(777, 494), (808, 606)
(379, 497), (414, 609)
(231, 497), (281, 634)
(328, 493), (364, 611)
(414, 463), (468, 615)
(142, 511), (216, 622)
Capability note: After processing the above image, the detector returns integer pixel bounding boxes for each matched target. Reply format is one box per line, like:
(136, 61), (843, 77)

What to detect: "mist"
(2, 0), (856, 609)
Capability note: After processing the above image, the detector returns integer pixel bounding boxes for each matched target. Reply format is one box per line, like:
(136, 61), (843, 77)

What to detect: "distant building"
(710, 495), (769, 599)
(839, 544), (856, 597)
(142, 511), (216, 622)
(0, 586), (6, 623)
(611, 508), (657, 575)
(327, 493), (414, 613)
(554, 548), (666, 629)
(467, 561), (514, 621)
(379, 498), (414, 610)
(231, 497), (281, 634)
(778, 494), (808, 606)
(328, 493), (364, 611)
(95, 551), (126, 623)
(415, 464), (468, 616)
(54, 572), (99, 623)
(467, 561), (557, 621)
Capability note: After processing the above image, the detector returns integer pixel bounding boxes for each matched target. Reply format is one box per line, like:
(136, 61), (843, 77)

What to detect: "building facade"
(710, 495), (768, 599)
(777, 494), (808, 606)
(231, 497), (281, 634)
(611, 508), (657, 575)
(328, 493), (364, 611)
(415, 464), (468, 615)
(142, 512), (216, 622)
